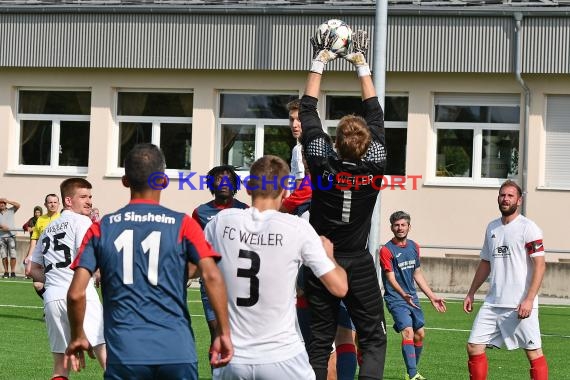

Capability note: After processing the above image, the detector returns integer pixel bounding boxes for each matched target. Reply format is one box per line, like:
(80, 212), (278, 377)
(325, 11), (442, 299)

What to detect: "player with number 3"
(205, 155), (348, 380)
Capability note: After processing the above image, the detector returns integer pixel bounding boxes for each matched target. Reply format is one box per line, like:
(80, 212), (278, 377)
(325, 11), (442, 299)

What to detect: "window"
(545, 95), (570, 188)
(433, 94), (520, 184)
(116, 91), (193, 170)
(16, 90), (91, 173)
(324, 95), (408, 175)
(219, 93), (298, 170)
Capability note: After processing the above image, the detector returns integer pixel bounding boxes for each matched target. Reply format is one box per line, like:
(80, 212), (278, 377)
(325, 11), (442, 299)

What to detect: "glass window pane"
(263, 125), (296, 164)
(325, 96), (364, 119)
(221, 124), (255, 170)
(220, 94), (297, 118)
(20, 120), (52, 165)
(436, 105), (519, 123)
(119, 122), (152, 167)
(436, 129), (473, 177)
(19, 91), (91, 115)
(161, 123), (192, 170)
(384, 96), (408, 122)
(118, 92), (193, 117)
(60, 121), (90, 167)
(385, 129), (407, 175)
(481, 130), (519, 178)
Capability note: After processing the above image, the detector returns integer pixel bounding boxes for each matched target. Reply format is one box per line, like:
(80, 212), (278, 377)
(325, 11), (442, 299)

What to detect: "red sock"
(468, 353), (488, 380)
(51, 377), (68, 380)
(530, 356), (548, 380)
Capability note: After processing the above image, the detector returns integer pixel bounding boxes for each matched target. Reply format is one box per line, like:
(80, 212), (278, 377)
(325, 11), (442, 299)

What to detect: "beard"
(499, 203), (518, 217)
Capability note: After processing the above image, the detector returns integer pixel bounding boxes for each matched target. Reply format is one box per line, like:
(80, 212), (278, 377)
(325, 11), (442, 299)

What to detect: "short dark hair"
(60, 178), (92, 200)
(206, 165), (240, 195)
(389, 210), (411, 225)
(124, 143), (166, 192)
(499, 179), (522, 197)
(44, 193), (59, 203)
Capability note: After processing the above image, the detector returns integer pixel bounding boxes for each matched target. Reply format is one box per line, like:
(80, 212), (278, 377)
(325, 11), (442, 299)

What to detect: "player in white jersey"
(463, 180), (548, 380)
(205, 155), (348, 380)
(30, 178), (106, 380)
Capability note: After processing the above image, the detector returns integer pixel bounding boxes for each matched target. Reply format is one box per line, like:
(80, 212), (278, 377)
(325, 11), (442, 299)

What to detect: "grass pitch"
(0, 278), (568, 379)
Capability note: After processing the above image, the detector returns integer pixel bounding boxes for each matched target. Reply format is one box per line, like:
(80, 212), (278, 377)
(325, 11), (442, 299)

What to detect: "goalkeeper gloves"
(343, 30), (371, 77)
(310, 30), (339, 75)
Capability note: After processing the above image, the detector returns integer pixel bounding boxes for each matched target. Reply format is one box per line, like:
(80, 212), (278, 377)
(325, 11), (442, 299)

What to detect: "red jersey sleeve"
(179, 214), (221, 263)
(379, 245), (394, 272)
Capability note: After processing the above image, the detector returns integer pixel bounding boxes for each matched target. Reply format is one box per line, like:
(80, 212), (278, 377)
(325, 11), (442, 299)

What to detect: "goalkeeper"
(300, 29), (388, 380)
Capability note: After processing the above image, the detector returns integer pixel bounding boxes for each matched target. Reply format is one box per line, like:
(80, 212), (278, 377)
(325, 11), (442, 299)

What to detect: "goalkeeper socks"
(468, 353), (488, 380)
(402, 339), (417, 377)
(35, 286), (46, 299)
(414, 341), (424, 367)
(529, 355), (548, 380)
(336, 343), (357, 380)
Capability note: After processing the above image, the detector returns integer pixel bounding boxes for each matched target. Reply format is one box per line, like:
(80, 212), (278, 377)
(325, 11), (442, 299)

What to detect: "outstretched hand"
(431, 297), (447, 312)
(404, 293), (421, 309)
(343, 30), (371, 77)
(310, 29), (339, 74)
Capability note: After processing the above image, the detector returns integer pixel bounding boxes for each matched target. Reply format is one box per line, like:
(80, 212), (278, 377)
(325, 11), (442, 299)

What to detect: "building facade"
(1, 0), (570, 263)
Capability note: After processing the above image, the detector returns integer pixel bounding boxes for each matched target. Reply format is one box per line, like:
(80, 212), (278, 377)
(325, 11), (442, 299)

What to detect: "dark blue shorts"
(105, 362), (198, 380)
(388, 303), (425, 333)
(199, 278), (216, 322)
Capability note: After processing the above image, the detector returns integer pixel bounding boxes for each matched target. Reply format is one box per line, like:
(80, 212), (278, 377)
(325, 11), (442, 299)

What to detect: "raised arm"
(413, 268), (446, 312)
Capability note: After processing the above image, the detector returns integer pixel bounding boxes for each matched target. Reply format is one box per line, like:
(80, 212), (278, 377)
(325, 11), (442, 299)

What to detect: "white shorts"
(213, 351), (315, 380)
(45, 298), (105, 353)
(468, 305), (542, 350)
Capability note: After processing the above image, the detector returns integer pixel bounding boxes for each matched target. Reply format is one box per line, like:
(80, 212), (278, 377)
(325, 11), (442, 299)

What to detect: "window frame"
(110, 89), (194, 176)
(11, 88), (91, 176)
(216, 91), (299, 175)
(428, 93), (521, 187)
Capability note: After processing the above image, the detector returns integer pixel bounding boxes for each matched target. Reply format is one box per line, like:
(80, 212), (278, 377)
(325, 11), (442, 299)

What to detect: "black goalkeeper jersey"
(299, 95), (387, 257)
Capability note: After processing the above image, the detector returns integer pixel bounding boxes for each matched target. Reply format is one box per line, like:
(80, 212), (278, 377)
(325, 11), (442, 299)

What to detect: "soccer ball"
(314, 19), (353, 56)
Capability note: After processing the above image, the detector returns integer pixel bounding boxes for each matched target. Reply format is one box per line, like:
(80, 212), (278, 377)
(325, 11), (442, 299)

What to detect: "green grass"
(1, 278), (568, 379)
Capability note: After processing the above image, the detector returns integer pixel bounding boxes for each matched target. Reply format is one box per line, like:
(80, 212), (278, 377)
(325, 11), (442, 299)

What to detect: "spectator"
(23, 206), (43, 236)
(0, 198), (21, 278)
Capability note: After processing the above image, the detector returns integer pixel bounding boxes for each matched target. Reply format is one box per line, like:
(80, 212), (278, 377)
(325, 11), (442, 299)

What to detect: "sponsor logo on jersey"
(494, 245), (511, 258)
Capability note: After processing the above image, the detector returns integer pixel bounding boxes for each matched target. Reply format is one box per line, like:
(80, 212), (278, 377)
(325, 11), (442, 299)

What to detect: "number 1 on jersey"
(114, 230), (162, 286)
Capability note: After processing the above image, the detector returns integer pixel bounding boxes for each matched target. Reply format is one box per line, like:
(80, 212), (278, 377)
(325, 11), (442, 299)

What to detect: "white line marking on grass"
(0, 304), (43, 309)
(425, 327), (570, 339)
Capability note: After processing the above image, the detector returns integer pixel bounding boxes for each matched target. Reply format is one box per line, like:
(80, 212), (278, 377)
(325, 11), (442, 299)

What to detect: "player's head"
(60, 178), (92, 216)
(335, 115), (371, 160)
(206, 165), (240, 200)
(247, 155), (289, 200)
(389, 210), (411, 241)
(498, 179), (522, 217)
(33, 206), (43, 218)
(287, 99), (302, 140)
(123, 143), (166, 192)
(44, 194), (60, 214)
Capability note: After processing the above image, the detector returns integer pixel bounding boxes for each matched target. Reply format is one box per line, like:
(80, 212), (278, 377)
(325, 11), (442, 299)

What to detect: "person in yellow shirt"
(24, 194), (60, 299)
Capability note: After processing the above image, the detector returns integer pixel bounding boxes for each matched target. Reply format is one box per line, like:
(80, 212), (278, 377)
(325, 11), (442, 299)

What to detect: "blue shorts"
(337, 301), (355, 330)
(199, 278), (216, 322)
(388, 303), (425, 333)
(105, 362), (198, 380)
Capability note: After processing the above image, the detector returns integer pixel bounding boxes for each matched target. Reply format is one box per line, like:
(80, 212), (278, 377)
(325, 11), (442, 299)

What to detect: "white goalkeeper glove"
(343, 30), (371, 77)
(310, 29), (339, 75)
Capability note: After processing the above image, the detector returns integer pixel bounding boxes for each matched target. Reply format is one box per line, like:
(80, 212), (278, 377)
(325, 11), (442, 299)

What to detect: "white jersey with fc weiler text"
(204, 207), (336, 365)
(31, 210), (99, 304)
(480, 214), (544, 308)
